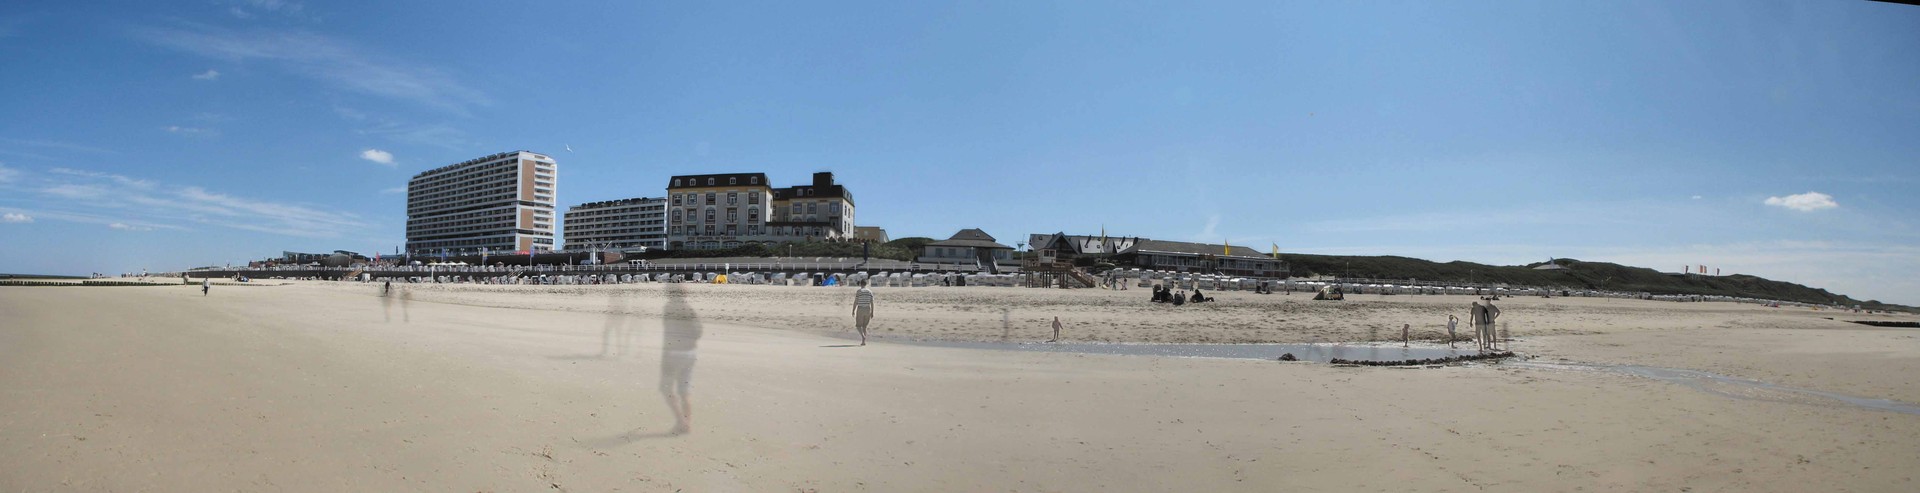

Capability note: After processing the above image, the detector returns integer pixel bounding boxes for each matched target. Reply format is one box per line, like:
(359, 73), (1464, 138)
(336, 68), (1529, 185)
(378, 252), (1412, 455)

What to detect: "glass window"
(728, 192), (737, 205)
(807, 203), (817, 214)
(673, 178), (681, 187)
(750, 176), (758, 184)
(730, 177), (737, 185)
(706, 192), (715, 205)
(706, 177), (714, 186)
(727, 209), (737, 222)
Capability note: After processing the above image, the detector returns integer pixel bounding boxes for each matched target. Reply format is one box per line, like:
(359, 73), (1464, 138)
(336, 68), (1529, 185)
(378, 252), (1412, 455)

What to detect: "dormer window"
(673, 178), (681, 187)
(750, 176), (759, 184)
(730, 177), (737, 185)
(707, 177), (715, 186)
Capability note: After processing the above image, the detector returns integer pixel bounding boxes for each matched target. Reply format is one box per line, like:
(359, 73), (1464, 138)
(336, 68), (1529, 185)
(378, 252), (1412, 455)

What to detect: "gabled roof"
(925, 228), (1011, 250)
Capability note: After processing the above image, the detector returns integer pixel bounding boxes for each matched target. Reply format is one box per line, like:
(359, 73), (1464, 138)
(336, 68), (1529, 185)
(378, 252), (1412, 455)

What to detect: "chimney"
(813, 171), (833, 188)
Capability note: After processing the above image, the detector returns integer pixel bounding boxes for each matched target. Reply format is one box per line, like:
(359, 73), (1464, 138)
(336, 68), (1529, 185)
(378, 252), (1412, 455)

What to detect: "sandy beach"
(3, 282), (1918, 491)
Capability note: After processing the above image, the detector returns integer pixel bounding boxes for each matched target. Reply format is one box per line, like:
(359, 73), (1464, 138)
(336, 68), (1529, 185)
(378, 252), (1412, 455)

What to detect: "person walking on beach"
(852, 279), (876, 346)
(201, 278), (209, 296)
(1049, 316), (1063, 342)
(1402, 323), (1411, 347)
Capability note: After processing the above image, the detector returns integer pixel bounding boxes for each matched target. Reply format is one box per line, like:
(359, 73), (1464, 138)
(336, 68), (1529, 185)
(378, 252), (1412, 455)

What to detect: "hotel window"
(748, 193), (759, 204)
(705, 225), (714, 235)
(706, 177), (714, 186)
(727, 209), (737, 222)
(807, 203), (817, 215)
(748, 210), (759, 223)
(792, 204), (801, 214)
(729, 177), (737, 185)
(671, 210), (681, 223)
(706, 192), (715, 205)
(727, 225), (737, 235)
(748, 226), (759, 235)
(673, 194), (682, 206)
(728, 192), (737, 205)
(673, 179), (681, 187)
(830, 202), (840, 213)
(750, 176), (758, 184)
(705, 209), (715, 222)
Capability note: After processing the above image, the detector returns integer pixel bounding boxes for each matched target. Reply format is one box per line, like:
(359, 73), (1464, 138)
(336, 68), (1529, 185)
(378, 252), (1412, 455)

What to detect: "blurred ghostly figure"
(659, 282), (703, 435)
(599, 288), (634, 358)
(381, 281), (394, 323)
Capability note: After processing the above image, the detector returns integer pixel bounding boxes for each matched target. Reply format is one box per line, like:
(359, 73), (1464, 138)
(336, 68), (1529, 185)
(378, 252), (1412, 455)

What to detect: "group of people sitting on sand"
(1151, 285), (1213, 306)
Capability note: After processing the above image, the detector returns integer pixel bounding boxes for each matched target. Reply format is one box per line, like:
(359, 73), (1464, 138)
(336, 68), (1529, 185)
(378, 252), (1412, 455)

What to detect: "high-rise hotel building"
(562, 197), (667, 252)
(663, 171), (855, 250)
(405, 150), (557, 255)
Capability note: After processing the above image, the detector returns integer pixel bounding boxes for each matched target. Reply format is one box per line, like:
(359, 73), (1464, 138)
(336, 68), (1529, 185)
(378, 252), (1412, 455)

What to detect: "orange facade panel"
(519, 208), (535, 229)
(519, 161), (537, 201)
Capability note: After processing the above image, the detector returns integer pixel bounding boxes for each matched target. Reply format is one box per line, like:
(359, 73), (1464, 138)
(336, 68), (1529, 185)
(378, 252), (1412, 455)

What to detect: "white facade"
(563, 197), (666, 252)
(405, 150), (556, 254)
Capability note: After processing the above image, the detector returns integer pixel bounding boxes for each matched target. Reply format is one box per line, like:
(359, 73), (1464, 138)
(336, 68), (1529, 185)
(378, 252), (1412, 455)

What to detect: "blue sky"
(1, 1), (1916, 303)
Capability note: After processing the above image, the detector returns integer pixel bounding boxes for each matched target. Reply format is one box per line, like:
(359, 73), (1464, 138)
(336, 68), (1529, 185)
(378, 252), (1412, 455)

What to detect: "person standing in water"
(852, 279), (876, 346)
(1470, 302), (1488, 351)
(1446, 315), (1459, 349)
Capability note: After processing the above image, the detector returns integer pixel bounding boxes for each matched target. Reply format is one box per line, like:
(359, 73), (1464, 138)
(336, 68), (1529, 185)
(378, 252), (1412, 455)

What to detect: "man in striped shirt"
(852, 279), (876, 346)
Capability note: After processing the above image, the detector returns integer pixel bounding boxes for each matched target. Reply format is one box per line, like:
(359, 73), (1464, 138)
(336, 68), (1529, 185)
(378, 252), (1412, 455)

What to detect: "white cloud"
(49, 167), (153, 189)
(192, 69), (220, 81)
(41, 184), (107, 199)
(379, 186), (406, 194)
(13, 166), (366, 238)
(1691, 195), (1702, 200)
(0, 163), (18, 183)
(2, 212), (30, 223)
(1764, 192), (1838, 212)
(164, 125), (219, 137)
(0, 138), (116, 155)
(133, 25), (488, 113)
(359, 148), (394, 166)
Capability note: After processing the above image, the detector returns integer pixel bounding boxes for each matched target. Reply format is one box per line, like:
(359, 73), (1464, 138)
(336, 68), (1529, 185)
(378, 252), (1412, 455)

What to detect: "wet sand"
(2, 283), (1917, 491)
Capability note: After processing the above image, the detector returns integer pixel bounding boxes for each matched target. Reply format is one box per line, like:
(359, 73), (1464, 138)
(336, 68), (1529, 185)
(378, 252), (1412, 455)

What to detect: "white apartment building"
(405, 150), (557, 255)
(562, 197), (666, 253)
(663, 171), (856, 250)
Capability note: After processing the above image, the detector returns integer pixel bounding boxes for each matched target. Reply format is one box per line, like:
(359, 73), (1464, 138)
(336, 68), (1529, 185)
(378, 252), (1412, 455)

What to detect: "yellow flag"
(1271, 243), (1279, 259)
(1223, 239), (1230, 256)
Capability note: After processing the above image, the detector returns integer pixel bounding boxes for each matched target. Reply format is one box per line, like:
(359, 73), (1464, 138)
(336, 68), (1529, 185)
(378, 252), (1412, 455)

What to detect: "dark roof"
(1122, 239), (1271, 259)
(667, 173), (771, 190)
(925, 228), (1011, 249)
(1031, 232), (1141, 255)
(566, 197), (664, 211)
(412, 150), (550, 179)
(771, 184), (853, 204)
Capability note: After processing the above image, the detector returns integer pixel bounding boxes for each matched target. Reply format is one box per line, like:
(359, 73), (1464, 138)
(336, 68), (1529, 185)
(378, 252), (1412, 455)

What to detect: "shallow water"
(895, 339), (1482, 363)
(1508, 361), (1920, 416)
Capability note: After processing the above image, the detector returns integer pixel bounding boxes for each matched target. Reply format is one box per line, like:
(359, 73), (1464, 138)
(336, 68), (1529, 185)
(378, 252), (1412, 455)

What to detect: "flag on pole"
(1223, 239), (1230, 256)
(1271, 243), (1279, 259)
